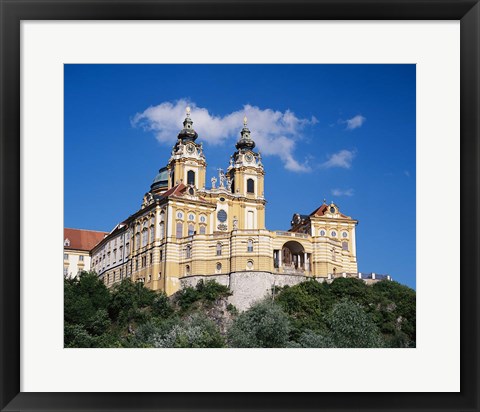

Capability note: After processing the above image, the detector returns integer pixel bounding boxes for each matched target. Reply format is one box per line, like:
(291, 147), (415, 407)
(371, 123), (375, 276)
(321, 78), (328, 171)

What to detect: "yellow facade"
(91, 110), (358, 295)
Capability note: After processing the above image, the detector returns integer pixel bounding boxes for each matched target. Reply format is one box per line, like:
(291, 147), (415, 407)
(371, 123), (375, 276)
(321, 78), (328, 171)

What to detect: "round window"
(219, 197), (225, 202)
(188, 214), (195, 221)
(200, 216), (206, 223)
(330, 206), (336, 213)
(331, 231), (337, 237)
(188, 187), (194, 195)
(320, 230), (326, 236)
(217, 210), (227, 222)
(216, 263), (222, 271)
(342, 232), (348, 238)
(177, 212), (183, 219)
(247, 260), (254, 270)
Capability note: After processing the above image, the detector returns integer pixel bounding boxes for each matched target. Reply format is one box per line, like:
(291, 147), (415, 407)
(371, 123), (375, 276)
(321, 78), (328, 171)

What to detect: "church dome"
(235, 116), (256, 150)
(151, 167), (169, 191)
(177, 107), (198, 142)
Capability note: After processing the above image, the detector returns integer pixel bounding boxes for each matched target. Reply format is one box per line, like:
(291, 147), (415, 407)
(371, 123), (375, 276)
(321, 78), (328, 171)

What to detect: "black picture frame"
(1, 1), (479, 411)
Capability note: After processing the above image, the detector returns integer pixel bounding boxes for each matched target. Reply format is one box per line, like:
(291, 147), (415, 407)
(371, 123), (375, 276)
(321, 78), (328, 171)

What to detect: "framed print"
(1, 0), (479, 411)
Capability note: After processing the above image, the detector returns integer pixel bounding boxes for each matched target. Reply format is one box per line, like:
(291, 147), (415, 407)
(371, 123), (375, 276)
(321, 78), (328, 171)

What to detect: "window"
(63, 267), (68, 276)
(150, 226), (155, 243)
(188, 213), (195, 221)
(119, 246), (123, 260)
(216, 262), (222, 273)
(247, 239), (253, 252)
(142, 229), (148, 247)
(187, 170), (195, 186)
(216, 243), (222, 256)
(64, 239), (70, 247)
(160, 250), (163, 261)
(177, 211), (184, 219)
(160, 211), (165, 222)
(247, 260), (254, 270)
(200, 215), (206, 223)
(135, 233), (140, 250)
(113, 250), (117, 262)
(64, 253), (69, 260)
(135, 259), (139, 270)
(150, 216), (155, 225)
(199, 226), (206, 235)
(186, 245), (191, 259)
(150, 253), (153, 264)
(79, 255), (84, 262)
(247, 178), (255, 194)
(188, 224), (195, 236)
(176, 222), (183, 238)
(185, 265), (190, 275)
(159, 222), (165, 239)
(342, 241), (349, 251)
(331, 231), (337, 237)
(320, 229), (326, 236)
(126, 243), (130, 256)
(342, 231), (348, 238)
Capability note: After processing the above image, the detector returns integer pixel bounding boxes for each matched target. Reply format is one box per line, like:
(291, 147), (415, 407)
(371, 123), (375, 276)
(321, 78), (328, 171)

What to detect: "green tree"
(227, 300), (291, 348)
(326, 299), (385, 348)
(153, 313), (225, 348)
(108, 278), (156, 326)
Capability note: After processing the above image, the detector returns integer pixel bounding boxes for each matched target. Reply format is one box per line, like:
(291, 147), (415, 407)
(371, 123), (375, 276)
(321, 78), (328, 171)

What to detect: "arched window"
(188, 224), (195, 236)
(199, 225), (206, 235)
(342, 241), (349, 251)
(135, 233), (140, 250)
(142, 229), (148, 247)
(150, 226), (154, 243)
(247, 239), (253, 252)
(186, 245), (191, 259)
(216, 243), (222, 256)
(185, 265), (190, 275)
(187, 170), (195, 186)
(247, 178), (255, 194)
(159, 222), (164, 239)
(216, 262), (222, 273)
(176, 222), (183, 238)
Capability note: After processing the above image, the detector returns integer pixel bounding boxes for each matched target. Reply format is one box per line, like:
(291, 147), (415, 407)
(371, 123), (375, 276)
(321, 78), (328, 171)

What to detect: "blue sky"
(64, 64), (416, 289)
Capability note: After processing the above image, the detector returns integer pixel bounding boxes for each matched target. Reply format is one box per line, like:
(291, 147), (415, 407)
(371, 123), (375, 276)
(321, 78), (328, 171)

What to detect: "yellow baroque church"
(90, 108), (377, 310)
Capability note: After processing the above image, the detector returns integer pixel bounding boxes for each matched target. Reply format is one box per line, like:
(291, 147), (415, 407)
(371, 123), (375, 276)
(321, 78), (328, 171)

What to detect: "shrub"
(227, 300), (290, 348)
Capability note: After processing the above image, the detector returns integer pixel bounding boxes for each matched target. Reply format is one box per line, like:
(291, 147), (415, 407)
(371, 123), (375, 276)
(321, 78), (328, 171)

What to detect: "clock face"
(245, 153), (254, 163)
(186, 144), (195, 154)
(330, 206), (336, 213)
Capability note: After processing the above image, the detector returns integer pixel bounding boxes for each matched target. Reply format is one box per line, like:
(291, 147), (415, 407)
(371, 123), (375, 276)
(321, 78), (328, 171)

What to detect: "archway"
(280, 240), (308, 271)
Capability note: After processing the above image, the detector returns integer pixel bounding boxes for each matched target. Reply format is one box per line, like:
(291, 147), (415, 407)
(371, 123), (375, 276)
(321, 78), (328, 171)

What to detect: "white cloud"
(132, 99), (316, 172)
(321, 149), (356, 169)
(345, 114), (366, 130)
(331, 188), (354, 197)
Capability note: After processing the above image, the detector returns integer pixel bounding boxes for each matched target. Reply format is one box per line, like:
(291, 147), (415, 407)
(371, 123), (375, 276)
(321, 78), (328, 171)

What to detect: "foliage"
(325, 299), (385, 348)
(227, 300), (291, 348)
(152, 313), (225, 348)
(177, 280), (231, 311)
(65, 274), (415, 349)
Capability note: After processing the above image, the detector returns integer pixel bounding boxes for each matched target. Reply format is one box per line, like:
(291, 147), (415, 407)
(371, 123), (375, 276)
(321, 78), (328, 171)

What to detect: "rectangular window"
(150, 253), (153, 264)
(160, 250), (163, 261)
(176, 222), (183, 238)
(64, 253), (69, 260)
(150, 226), (155, 243)
(79, 255), (84, 261)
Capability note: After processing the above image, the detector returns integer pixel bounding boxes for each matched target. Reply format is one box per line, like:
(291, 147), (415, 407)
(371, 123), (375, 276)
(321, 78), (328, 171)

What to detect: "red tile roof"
(310, 204), (349, 219)
(64, 228), (108, 252)
(161, 183), (186, 198)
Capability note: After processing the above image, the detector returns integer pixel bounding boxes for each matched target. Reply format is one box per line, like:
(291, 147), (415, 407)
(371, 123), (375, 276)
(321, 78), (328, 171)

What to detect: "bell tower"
(227, 117), (266, 229)
(167, 107), (207, 189)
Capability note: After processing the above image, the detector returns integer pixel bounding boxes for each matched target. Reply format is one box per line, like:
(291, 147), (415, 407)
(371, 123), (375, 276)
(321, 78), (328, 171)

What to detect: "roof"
(161, 183), (187, 198)
(310, 204), (349, 219)
(64, 228), (108, 252)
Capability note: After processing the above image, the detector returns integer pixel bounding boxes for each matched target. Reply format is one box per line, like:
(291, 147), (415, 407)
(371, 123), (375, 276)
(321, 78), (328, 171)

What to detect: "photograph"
(63, 64), (416, 349)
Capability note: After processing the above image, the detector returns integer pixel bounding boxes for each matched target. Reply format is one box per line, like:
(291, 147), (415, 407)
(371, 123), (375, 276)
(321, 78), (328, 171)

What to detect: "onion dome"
(177, 106), (198, 142)
(235, 116), (256, 150)
(150, 166), (169, 191)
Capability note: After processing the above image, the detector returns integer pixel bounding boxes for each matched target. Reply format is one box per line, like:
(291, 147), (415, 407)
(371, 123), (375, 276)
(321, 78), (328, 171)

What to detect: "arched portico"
(274, 240), (311, 273)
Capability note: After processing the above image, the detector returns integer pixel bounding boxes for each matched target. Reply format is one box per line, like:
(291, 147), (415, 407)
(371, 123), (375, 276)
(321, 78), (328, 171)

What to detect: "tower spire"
(177, 106), (198, 142)
(236, 115), (255, 150)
